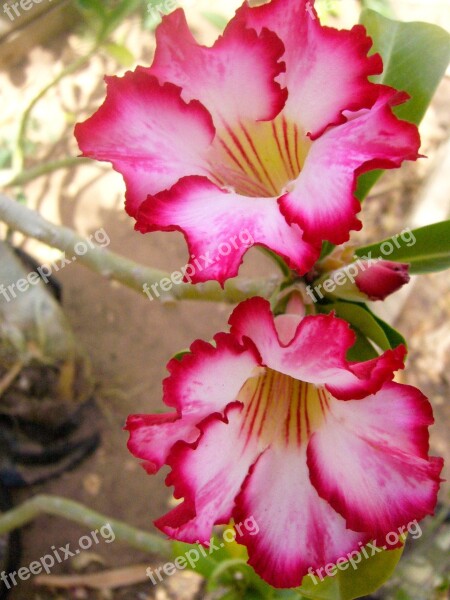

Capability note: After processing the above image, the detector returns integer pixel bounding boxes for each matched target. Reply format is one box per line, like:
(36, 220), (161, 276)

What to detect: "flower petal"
(75, 71), (215, 217)
(125, 333), (259, 472)
(164, 332), (260, 414)
(279, 87), (421, 244)
(155, 404), (261, 543)
(125, 412), (201, 474)
(326, 344), (406, 400)
(307, 383), (443, 539)
(136, 176), (320, 284)
(229, 298), (405, 398)
(233, 445), (367, 588)
(232, 0), (383, 136)
(149, 9), (287, 127)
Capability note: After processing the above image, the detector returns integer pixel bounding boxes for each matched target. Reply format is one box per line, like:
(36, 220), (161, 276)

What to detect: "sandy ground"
(0, 1), (449, 598)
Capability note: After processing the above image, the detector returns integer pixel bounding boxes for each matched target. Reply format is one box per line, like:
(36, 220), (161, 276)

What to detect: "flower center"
(208, 115), (311, 198)
(237, 367), (329, 449)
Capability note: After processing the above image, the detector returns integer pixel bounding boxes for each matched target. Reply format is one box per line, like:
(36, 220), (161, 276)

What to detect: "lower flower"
(125, 297), (442, 588)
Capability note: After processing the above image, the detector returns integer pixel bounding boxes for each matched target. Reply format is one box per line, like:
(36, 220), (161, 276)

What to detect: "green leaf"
(355, 221), (450, 274)
(317, 301), (406, 361)
(172, 538), (229, 579)
(298, 544), (405, 600)
(171, 348), (190, 362)
(320, 241), (335, 260)
(104, 43), (135, 67)
(318, 302), (391, 351)
(346, 330), (379, 362)
(356, 10), (450, 200)
(76, 0), (107, 18)
(367, 309), (407, 349)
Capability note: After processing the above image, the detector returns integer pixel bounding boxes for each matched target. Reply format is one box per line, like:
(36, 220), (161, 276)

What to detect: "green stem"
(5, 157), (92, 188)
(0, 194), (280, 303)
(258, 247), (292, 279)
(0, 494), (173, 559)
(13, 45), (101, 174)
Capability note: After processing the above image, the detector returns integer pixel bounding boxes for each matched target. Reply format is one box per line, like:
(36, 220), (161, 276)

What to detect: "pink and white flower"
(75, 0), (420, 285)
(125, 297), (442, 588)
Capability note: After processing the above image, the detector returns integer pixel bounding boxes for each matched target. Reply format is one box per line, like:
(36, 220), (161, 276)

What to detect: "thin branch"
(13, 46), (100, 174)
(0, 194), (280, 303)
(5, 157), (92, 188)
(0, 494), (173, 559)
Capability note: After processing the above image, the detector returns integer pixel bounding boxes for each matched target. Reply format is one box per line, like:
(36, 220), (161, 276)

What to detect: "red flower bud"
(355, 260), (410, 301)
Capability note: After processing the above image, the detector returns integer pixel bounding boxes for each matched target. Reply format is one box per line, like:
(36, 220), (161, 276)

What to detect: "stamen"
(237, 368), (329, 449)
(208, 115), (311, 198)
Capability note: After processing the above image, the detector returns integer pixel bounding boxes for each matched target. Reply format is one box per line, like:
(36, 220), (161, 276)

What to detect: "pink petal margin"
(136, 177), (321, 285)
(155, 404), (261, 544)
(125, 332), (259, 473)
(233, 445), (368, 587)
(149, 9), (288, 127)
(307, 383), (444, 539)
(229, 297), (406, 399)
(279, 87), (421, 245)
(75, 72), (215, 217)
(231, 0), (383, 136)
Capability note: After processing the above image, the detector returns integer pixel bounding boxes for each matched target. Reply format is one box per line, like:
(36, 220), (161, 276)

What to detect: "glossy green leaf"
(298, 544), (404, 600)
(355, 221), (450, 274)
(317, 301), (406, 361)
(318, 302), (391, 351)
(366, 309), (407, 349)
(356, 10), (450, 200)
(346, 330), (379, 362)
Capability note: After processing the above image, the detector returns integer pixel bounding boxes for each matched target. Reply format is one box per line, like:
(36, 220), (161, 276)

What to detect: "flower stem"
(258, 247), (292, 279)
(0, 494), (173, 559)
(0, 194), (280, 303)
(5, 157), (92, 188)
(12, 46), (101, 175)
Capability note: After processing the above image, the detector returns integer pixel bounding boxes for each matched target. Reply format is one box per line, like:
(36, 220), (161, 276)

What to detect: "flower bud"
(354, 260), (410, 301)
(317, 259), (410, 302)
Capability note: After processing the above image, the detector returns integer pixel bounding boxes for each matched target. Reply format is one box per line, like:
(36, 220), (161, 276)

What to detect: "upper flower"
(75, 0), (420, 285)
(125, 297), (442, 588)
